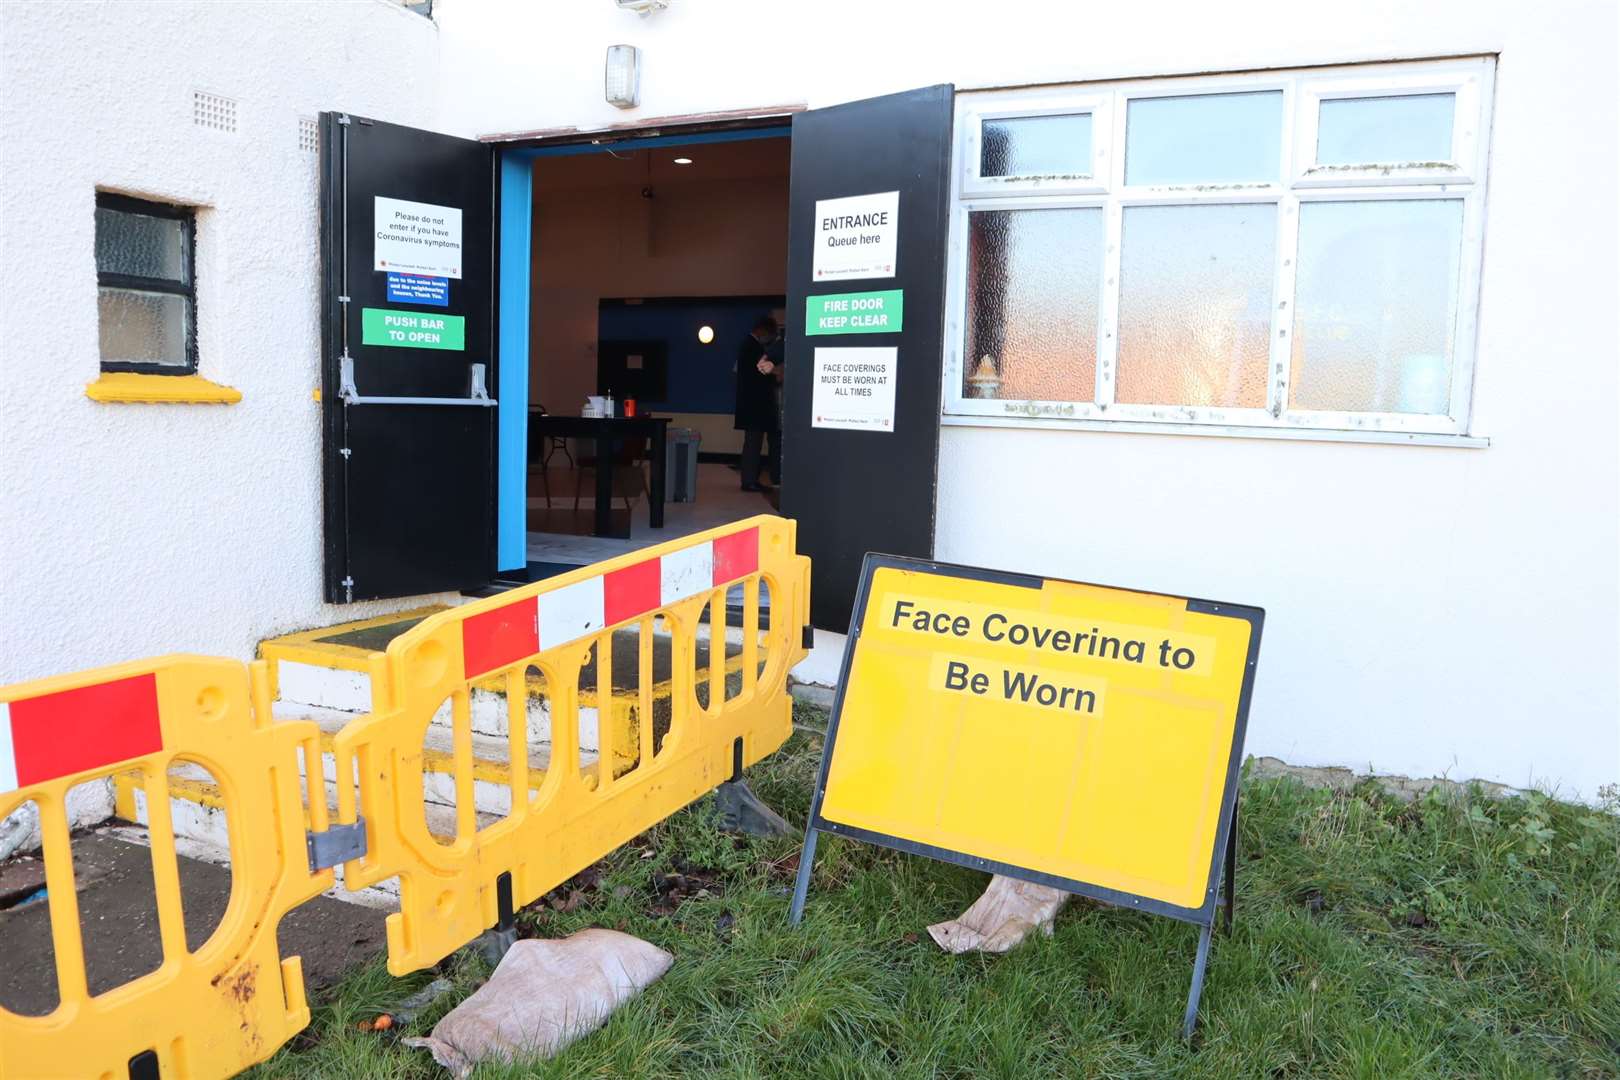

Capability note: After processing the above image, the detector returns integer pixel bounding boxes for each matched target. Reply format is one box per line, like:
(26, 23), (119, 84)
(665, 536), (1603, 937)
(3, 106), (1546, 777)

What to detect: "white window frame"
(941, 56), (1495, 444)
(960, 90), (1114, 197)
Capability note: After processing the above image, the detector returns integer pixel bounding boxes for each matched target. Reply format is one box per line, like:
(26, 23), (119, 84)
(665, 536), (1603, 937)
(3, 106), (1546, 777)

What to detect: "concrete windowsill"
(86, 372), (242, 405)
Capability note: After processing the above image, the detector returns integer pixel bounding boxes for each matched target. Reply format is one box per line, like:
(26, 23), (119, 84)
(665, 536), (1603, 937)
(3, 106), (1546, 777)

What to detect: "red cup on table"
(624, 398), (637, 417)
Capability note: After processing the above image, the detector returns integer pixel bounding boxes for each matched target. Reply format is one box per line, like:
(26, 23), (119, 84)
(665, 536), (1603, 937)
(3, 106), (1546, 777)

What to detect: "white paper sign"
(812, 191), (898, 283)
(373, 196), (463, 279)
(811, 346), (897, 432)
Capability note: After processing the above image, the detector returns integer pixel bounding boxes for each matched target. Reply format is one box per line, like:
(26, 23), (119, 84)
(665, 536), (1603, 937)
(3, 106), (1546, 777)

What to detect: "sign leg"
(788, 827), (819, 926)
(1182, 921), (1214, 1040)
(1222, 801), (1238, 935)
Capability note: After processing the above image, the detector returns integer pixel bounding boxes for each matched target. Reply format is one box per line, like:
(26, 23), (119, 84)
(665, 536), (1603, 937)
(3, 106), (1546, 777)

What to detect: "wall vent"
(299, 116), (319, 153)
(192, 91), (237, 133)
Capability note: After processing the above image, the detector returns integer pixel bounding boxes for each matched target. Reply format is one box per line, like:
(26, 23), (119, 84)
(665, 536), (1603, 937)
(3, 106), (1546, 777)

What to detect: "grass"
(250, 703), (1620, 1079)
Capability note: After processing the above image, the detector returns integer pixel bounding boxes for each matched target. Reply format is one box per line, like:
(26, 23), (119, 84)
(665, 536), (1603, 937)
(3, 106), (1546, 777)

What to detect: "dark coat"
(734, 334), (779, 432)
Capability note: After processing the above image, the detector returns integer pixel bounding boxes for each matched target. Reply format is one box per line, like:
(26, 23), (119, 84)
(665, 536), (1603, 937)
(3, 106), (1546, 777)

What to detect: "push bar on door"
(338, 357), (497, 407)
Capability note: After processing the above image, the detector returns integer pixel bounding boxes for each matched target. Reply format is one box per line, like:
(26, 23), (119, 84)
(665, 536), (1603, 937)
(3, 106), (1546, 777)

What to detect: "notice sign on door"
(812, 346), (896, 432)
(806, 290), (903, 336)
(361, 307), (466, 351)
(386, 273), (450, 307)
(812, 191), (898, 282)
(810, 556), (1263, 915)
(373, 195), (463, 279)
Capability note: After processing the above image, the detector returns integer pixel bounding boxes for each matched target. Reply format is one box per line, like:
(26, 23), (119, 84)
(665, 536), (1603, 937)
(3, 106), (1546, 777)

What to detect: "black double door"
(319, 113), (496, 603)
(320, 87), (955, 624)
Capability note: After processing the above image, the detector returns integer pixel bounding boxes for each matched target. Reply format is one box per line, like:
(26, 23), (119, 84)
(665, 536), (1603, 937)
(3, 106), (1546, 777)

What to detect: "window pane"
(981, 114), (1093, 178)
(95, 207), (187, 281)
(963, 208), (1102, 402)
(1125, 92), (1283, 185)
(98, 287), (190, 367)
(1290, 200), (1463, 414)
(1116, 204), (1275, 409)
(1316, 94), (1455, 166)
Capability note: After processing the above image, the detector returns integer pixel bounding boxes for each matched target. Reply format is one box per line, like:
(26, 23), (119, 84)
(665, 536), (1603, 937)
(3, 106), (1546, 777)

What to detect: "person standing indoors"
(734, 315), (780, 492)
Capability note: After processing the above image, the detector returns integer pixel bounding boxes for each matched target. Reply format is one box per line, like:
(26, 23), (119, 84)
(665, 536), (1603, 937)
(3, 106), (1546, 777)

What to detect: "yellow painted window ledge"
(86, 372), (242, 404)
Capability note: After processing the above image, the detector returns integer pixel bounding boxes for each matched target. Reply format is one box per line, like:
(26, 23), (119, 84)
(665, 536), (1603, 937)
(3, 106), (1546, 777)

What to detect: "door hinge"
(337, 295), (351, 304)
(339, 447), (352, 460)
(337, 114), (351, 127)
(341, 576), (355, 603)
(469, 362), (490, 401)
(339, 354), (359, 403)
(307, 817), (367, 871)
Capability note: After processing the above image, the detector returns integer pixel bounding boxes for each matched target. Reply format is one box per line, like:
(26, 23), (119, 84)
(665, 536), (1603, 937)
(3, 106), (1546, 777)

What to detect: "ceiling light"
(673, 156), (693, 165)
(697, 325), (715, 344)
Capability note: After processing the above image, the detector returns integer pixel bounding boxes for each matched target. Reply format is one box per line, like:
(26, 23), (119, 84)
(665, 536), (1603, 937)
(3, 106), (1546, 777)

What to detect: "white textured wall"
(0, 0), (459, 683)
(434, 0), (1620, 800)
(0, 1), (1614, 802)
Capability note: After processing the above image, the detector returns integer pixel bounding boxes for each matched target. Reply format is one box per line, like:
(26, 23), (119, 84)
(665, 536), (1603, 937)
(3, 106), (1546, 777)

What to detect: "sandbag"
(404, 929), (672, 1076)
(927, 874), (1071, 953)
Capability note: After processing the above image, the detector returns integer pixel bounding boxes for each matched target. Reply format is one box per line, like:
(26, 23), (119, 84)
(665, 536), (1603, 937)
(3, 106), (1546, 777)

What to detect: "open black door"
(781, 86), (954, 629)
(319, 113), (496, 603)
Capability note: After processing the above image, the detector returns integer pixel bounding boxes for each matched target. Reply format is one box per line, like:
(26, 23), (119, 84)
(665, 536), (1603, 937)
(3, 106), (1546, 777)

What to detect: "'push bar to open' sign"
(790, 554), (1264, 1037)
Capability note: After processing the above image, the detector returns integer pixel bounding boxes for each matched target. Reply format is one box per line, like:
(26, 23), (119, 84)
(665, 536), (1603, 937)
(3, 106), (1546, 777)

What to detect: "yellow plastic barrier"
(330, 514), (811, 973)
(0, 656), (334, 1080)
(0, 516), (809, 1075)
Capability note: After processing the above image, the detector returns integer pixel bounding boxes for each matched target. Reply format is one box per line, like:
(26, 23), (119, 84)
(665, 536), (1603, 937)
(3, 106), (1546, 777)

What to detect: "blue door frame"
(493, 127), (791, 573)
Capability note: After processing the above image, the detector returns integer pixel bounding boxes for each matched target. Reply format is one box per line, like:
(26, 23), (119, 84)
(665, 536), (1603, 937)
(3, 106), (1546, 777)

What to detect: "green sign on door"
(805, 289), (904, 336)
(361, 307), (466, 351)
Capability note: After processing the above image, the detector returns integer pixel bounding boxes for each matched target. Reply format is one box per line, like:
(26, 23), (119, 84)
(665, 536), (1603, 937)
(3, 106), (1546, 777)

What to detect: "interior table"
(527, 413), (670, 538)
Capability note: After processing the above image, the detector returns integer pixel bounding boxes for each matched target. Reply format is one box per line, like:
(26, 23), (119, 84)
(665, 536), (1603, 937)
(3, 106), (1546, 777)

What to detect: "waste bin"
(665, 427), (701, 503)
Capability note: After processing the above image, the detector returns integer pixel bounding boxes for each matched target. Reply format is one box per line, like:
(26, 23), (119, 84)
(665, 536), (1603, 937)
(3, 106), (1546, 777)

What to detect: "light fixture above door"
(604, 45), (641, 109)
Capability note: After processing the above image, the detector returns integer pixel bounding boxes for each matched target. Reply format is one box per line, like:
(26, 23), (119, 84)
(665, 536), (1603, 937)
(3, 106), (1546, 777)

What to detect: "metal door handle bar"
(342, 395), (498, 407)
(338, 357), (496, 406)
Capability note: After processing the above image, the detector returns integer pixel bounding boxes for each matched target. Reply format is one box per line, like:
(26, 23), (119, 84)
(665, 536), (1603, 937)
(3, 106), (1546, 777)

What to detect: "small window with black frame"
(95, 193), (197, 374)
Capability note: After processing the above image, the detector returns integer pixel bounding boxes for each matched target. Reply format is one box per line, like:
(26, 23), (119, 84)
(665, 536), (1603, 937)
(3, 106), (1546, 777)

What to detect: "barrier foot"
(1181, 921), (1215, 1041)
(474, 871), (518, 967)
(474, 926), (518, 968)
(713, 779), (793, 837)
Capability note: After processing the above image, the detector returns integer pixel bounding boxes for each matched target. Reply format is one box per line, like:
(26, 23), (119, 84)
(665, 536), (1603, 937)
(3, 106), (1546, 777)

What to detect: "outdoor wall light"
(673, 156), (693, 165)
(604, 44), (641, 109)
(697, 325), (715, 344)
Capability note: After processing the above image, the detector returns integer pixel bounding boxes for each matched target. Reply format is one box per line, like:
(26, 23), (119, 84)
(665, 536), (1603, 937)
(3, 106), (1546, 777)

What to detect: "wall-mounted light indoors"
(604, 44), (640, 109)
(697, 325), (715, 344)
(672, 156), (693, 165)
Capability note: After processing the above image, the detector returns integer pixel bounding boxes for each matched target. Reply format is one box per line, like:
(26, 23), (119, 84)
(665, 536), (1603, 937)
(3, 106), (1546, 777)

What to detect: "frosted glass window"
(95, 194), (196, 373)
(94, 207), (187, 280)
(1116, 204), (1275, 408)
(963, 208), (1103, 401)
(1317, 94), (1455, 166)
(1125, 92), (1283, 185)
(1290, 200), (1464, 414)
(981, 114), (1093, 178)
(98, 288), (191, 367)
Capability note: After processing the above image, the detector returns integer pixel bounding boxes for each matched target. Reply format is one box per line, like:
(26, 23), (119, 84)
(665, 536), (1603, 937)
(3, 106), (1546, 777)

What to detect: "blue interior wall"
(597, 297), (783, 415)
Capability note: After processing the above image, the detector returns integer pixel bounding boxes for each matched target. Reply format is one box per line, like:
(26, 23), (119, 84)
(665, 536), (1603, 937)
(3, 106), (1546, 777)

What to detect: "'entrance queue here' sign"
(809, 556), (1263, 917)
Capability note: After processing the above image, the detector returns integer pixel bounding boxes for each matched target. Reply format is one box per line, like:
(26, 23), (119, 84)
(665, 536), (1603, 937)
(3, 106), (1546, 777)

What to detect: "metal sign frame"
(789, 552), (1264, 1038)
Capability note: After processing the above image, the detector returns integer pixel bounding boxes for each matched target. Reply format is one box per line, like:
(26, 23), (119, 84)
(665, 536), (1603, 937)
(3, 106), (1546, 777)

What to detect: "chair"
(534, 405), (573, 470)
(573, 435), (648, 514)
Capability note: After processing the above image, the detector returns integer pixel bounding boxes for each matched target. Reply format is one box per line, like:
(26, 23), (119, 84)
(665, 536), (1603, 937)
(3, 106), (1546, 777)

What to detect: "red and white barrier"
(0, 673), (162, 796)
(460, 526), (761, 680)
